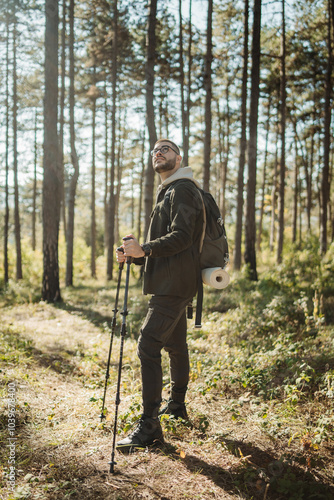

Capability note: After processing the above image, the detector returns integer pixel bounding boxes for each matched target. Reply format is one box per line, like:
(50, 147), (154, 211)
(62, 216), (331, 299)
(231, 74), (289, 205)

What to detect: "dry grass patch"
(1, 281), (334, 500)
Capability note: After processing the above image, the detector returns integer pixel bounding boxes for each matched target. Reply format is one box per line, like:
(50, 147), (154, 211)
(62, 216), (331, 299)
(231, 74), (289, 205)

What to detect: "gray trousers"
(137, 295), (192, 417)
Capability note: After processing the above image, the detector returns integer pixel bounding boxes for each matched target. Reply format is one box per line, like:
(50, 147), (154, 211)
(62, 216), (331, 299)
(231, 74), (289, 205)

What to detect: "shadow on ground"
(1, 406), (334, 500)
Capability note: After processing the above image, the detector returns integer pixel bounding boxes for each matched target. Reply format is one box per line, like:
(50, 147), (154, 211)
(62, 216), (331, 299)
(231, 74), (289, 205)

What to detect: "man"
(115, 139), (203, 452)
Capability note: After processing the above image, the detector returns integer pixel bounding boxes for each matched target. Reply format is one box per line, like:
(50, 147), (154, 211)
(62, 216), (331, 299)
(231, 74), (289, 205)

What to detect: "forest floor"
(0, 269), (334, 500)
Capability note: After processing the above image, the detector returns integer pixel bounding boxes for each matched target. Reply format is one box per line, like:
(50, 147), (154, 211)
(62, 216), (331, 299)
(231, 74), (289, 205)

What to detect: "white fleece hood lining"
(157, 167), (201, 195)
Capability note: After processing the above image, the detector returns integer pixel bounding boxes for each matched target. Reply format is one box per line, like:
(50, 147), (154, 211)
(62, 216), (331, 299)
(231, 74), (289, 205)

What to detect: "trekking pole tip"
(108, 460), (117, 473)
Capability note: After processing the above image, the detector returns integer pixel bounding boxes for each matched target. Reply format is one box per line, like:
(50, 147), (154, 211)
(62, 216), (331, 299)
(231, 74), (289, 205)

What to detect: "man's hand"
(115, 247), (126, 264)
(121, 234), (145, 259)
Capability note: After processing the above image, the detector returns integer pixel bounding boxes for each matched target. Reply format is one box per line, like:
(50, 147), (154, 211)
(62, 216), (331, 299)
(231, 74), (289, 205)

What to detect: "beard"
(153, 156), (176, 174)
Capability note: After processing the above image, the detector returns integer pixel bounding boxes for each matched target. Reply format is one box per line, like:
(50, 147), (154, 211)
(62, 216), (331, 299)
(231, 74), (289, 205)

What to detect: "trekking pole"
(100, 251), (124, 423)
(109, 238), (133, 473)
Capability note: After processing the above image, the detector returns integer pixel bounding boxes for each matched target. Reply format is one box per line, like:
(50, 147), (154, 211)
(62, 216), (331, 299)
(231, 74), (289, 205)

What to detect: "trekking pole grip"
(116, 246), (125, 270)
(116, 235), (133, 268)
(122, 236), (134, 264)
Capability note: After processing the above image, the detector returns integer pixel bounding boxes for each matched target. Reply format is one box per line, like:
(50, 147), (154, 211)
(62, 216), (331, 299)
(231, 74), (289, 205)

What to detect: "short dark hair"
(154, 139), (180, 155)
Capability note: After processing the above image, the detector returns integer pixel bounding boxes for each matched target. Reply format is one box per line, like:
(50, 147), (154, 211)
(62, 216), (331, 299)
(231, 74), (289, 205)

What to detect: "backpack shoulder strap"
(197, 189), (206, 254)
(195, 275), (203, 328)
(194, 188), (206, 329)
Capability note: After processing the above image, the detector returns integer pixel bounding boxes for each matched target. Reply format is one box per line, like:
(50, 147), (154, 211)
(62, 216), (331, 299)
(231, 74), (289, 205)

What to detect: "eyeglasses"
(150, 145), (179, 157)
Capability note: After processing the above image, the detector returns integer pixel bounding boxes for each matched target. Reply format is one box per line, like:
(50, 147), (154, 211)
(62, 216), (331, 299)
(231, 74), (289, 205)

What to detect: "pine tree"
(244, 0), (261, 280)
(42, 0), (61, 302)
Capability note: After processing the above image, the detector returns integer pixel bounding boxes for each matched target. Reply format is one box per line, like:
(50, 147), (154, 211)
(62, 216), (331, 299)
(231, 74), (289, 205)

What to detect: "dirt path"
(1, 299), (333, 499)
(1, 303), (244, 499)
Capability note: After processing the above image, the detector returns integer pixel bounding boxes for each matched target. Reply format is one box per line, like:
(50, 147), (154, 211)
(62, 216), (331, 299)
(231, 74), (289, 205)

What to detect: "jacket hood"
(157, 166), (201, 194)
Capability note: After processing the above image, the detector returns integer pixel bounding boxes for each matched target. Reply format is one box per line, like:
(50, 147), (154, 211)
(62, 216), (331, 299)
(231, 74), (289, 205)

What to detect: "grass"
(0, 245), (334, 500)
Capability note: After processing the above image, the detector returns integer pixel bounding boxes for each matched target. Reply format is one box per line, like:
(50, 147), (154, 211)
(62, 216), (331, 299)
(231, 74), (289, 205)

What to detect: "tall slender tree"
(308, 96), (316, 232)
(65, 0), (80, 286)
(244, 0), (261, 280)
(179, 0), (185, 153)
(234, 0), (249, 271)
(292, 133), (299, 244)
(203, 0), (213, 191)
(221, 82), (231, 220)
(89, 67), (97, 279)
(144, 0), (158, 238)
(104, 85), (109, 250)
(270, 120), (279, 252)
(277, 0), (286, 264)
(13, 0), (22, 280)
(184, 0), (193, 167)
(59, 0), (67, 239)
(320, 0), (332, 254)
(216, 99), (224, 210)
(32, 108), (38, 251)
(137, 132), (146, 241)
(107, 0), (119, 280)
(257, 96), (271, 252)
(42, 0), (61, 302)
(4, 2), (10, 284)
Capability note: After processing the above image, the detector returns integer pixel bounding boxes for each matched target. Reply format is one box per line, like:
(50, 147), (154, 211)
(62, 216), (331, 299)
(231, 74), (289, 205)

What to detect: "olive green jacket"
(141, 167), (204, 298)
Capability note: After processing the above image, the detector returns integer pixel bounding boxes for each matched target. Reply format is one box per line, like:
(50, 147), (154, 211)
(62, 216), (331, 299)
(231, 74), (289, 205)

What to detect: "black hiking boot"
(116, 415), (164, 454)
(159, 399), (188, 420)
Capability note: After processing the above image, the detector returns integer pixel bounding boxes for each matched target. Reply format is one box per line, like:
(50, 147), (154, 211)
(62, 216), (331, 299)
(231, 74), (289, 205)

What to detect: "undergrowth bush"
(0, 240), (43, 304)
(200, 239), (334, 430)
(209, 239), (334, 335)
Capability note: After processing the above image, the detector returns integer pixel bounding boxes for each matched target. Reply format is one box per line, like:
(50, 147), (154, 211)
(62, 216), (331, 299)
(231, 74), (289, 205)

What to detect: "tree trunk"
(331, 0), (334, 243)
(203, 0), (213, 191)
(217, 99), (224, 209)
(104, 84), (109, 250)
(137, 132), (146, 241)
(244, 0), (261, 280)
(307, 95), (317, 231)
(270, 120), (279, 252)
(32, 108), (38, 251)
(299, 185), (303, 245)
(291, 117), (310, 240)
(107, 0), (118, 279)
(42, 0), (61, 302)
(276, 0), (286, 264)
(91, 67), (97, 279)
(331, 158), (334, 242)
(158, 82), (169, 137)
(65, 0), (79, 287)
(115, 111), (124, 244)
(144, 0), (158, 239)
(158, 82), (163, 137)
(320, 0), (332, 255)
(179, 0), (186, 157)
(4, 4), (10, 284)
(183, 0), (193, 167)
(234, 0), (249, 271)
(257, 96), (271, 251)
(60, 0), (67, 239)
(13, 0), (22, 280)
(301, 122), (311, 233)
(221, 83), (230, 220)
(292, 134), (299, 244)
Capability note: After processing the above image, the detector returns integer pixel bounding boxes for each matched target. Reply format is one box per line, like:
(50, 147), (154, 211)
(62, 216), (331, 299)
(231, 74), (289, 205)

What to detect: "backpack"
(165, 181), (229, 328)
(197, 188), (229, 270)
(195, 188), (229, 327)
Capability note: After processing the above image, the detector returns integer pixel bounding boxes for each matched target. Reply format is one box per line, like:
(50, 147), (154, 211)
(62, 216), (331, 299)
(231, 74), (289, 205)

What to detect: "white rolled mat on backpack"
(202, 267), (230, 289)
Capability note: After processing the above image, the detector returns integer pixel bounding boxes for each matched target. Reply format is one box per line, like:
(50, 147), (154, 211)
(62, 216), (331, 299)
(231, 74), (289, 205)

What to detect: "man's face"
(152, 143), (179, 174)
